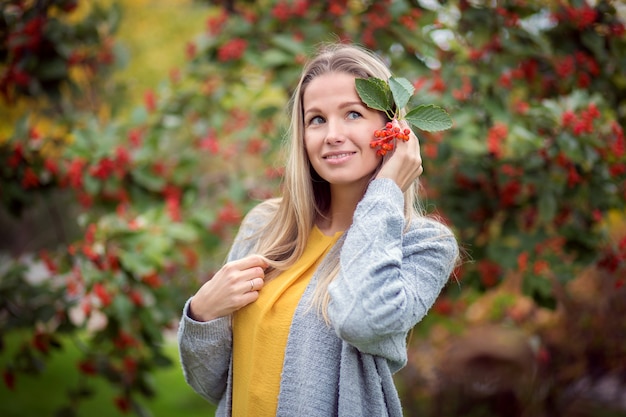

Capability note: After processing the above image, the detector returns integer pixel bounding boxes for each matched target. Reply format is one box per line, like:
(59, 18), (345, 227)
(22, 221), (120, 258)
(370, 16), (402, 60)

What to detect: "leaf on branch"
(389, 76), (414, 110)
(405, 104), (453, 132)
(355, 78), (392, 113)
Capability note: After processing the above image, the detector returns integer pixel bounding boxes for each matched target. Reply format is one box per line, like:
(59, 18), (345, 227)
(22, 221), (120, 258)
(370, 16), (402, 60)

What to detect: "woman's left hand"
(375, 119), (423, 191)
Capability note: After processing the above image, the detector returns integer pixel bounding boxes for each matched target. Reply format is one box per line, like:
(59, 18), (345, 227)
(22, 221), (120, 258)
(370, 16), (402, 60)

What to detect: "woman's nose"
(324, 120), (346, 145)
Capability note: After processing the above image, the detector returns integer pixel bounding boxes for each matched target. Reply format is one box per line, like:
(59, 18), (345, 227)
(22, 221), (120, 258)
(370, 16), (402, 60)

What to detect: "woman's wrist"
(188, 297), (217, 322)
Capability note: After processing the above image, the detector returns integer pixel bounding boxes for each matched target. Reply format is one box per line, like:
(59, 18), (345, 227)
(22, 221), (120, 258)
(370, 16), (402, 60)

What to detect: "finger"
(251, 277), (265, 291)
(403, 126), (420, 147)
(238, 290), (260, 306)
(244, 278), (255, 293)
(393, 132), (420, 156)
(230, 254), (269, 270)
(223, 255), (267, 281)
(238, 265), (266, 283)
(244, 277), (265, 293)
(390, 120), (418, 147)
(399, 124), (421, 153)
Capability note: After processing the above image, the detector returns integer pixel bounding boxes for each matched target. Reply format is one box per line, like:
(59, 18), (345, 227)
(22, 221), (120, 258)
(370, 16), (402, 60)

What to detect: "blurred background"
(1, 0), (625, 416)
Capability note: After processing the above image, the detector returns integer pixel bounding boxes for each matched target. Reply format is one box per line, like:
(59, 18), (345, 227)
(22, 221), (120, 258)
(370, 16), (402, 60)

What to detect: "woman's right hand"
(188, 254), (268, 322)
(375, 119), (423, 192)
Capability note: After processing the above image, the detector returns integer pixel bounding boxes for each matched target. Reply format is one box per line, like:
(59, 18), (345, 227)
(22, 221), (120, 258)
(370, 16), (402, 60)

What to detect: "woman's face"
(302, 72), (386, 192)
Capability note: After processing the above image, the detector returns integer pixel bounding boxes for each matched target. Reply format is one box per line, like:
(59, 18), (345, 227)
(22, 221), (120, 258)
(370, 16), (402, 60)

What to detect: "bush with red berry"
(1, 0), (625, 415)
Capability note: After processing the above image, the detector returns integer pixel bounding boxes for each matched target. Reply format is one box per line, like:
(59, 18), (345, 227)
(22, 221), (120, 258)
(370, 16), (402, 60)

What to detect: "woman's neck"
(316, 182), (367, 236)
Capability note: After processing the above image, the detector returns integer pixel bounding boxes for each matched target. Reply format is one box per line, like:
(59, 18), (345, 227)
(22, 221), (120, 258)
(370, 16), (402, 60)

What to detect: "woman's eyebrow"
(304, 101), (364, 117)
(303, 107), (321, 118)
(339, 101), (364, 109)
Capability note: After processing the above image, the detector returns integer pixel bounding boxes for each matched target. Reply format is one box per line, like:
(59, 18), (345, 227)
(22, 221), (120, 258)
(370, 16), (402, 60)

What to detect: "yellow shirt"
(232, 226), (342, 416)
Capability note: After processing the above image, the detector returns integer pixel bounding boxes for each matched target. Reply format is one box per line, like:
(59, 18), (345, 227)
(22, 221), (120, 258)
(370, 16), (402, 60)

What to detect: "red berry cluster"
(370, 122), (411, 156)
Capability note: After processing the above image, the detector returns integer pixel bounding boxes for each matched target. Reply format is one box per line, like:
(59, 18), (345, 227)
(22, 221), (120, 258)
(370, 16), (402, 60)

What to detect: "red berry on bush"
(369, 122), (412, 156)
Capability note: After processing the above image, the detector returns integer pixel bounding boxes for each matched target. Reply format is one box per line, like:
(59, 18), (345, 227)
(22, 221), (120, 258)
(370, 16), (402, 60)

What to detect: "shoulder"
(226, 197), (281, 261)
(236, 197), (282, 238)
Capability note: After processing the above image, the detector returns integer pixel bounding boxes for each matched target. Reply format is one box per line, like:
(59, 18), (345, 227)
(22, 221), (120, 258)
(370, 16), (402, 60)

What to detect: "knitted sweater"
(177, 178), (459, 416)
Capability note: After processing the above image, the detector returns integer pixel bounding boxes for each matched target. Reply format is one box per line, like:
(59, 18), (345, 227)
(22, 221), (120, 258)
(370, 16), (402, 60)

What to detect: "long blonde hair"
(250, 43), (422, 316)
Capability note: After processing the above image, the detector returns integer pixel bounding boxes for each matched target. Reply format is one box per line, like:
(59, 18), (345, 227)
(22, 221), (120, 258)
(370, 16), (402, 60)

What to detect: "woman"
(177, 43), (459, 416)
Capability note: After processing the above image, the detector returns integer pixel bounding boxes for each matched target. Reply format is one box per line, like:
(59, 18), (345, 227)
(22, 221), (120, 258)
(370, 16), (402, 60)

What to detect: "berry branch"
(355, 76), (453, 156)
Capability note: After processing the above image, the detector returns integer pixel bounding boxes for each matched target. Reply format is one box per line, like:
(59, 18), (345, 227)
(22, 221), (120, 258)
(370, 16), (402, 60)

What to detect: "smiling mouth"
(323, 152), (356, 160)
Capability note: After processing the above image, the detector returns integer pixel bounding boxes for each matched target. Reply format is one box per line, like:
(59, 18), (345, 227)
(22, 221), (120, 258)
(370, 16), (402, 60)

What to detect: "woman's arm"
(177, 303), (232, 404)
(327, 178), (458, 370)
(177, 203), (270, 402)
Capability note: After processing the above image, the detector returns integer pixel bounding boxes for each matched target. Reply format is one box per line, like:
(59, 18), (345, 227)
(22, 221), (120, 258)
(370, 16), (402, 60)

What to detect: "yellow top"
(232, 226), (342, 416)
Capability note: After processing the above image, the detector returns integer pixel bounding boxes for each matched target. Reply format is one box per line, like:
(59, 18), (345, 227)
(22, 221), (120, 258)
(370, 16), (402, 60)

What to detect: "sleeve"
(177, 299), (232, 404)
(177, 202), (270, 403)
(327, 178), (459, 371)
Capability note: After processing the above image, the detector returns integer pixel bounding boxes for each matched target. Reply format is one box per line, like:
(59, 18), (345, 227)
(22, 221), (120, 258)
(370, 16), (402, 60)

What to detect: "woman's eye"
(308, 115), (324, 125)
(347, 111), (362, 120)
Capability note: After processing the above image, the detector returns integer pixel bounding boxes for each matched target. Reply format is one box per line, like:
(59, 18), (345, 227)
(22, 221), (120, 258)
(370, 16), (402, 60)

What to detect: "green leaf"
(405, 104), (453, 132)
(131, 106), (148, 125)
(130, 168), (166, 192)
(167, 223), (198, 242)
(355, 77), (392, 113)
(538, 191), (556, 223)
(389, 76), (414, 109)
(112, 293), (133, 323)
(142, 235), (171, 264)
(119, 251), (154, 276)
(260, 49), (291, 68)
(581, 31), (607, 61)
(34, 58), (67, 80)
(83, 175), (101, 196)
(270, 33), (306, 55)
(151, 352), (174, 367)
(55, 406), (78, 417)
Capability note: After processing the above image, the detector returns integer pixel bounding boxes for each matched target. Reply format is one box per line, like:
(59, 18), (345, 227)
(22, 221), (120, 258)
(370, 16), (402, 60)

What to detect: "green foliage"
(355, 77), (394, 114)
(0, 335), (213, 417)
(1, 0), (626, 415)
(355, 76), (452, 131)
(405, 105), (453, 132)
(0, 0), (122, 109)
(389, 76), (414, 110)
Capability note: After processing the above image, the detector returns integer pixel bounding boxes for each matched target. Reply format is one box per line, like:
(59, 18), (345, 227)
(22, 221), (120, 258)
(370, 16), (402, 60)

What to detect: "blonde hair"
(250, 43), (423, 318)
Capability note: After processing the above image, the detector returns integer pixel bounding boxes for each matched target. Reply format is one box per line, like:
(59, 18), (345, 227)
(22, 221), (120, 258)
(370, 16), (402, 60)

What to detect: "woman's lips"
(322, 151), (356, 163)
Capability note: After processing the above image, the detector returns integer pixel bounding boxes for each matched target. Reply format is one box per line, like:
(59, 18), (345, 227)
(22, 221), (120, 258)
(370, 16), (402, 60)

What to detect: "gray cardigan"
(177, 178), (459, 416)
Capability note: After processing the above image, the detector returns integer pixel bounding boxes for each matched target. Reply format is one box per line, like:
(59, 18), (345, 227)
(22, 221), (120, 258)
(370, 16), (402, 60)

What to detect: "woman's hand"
(188, 254), (267, 322)
(376, 119), (423, 191)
